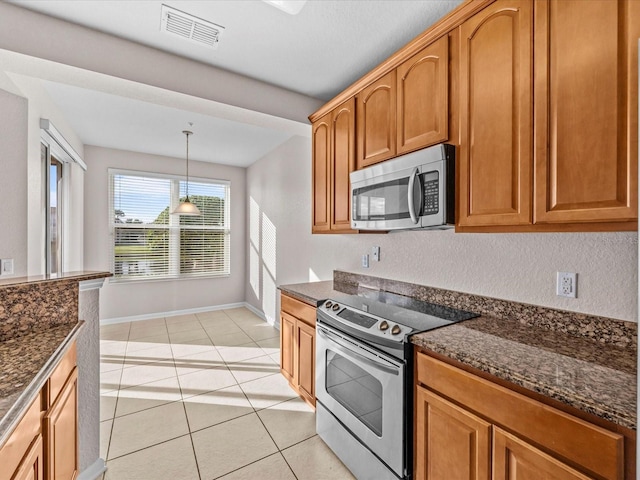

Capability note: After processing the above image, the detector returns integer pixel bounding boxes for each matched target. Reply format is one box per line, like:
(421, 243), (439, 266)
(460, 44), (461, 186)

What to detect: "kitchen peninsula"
(0, 271), (110, 480)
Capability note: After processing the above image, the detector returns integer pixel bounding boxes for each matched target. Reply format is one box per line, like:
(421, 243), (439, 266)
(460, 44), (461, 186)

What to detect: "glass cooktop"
(328, 289), (479, 333)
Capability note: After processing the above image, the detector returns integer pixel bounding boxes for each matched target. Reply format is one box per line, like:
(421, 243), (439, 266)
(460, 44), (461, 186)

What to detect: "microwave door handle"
(407, 168), (422, 224)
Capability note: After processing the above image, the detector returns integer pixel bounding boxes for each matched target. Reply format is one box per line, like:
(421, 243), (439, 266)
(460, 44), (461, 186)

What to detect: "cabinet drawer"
(280, 293), (316, 327)
(416, 352), (624, 480)
(0, 392), (42, 480)
(47, 342), (77, 406)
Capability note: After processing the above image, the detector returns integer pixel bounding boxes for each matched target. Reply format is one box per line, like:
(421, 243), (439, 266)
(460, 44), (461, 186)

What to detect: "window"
(109, 169), (230, 281)
(42, 142), (64, 275)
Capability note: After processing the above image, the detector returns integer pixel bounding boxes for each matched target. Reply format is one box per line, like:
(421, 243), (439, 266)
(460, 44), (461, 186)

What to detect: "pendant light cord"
(183, 130), (193, 199)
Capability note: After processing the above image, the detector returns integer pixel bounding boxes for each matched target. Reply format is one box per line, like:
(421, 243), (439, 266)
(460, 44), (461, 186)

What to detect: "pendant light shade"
(172, 129), (201, 216)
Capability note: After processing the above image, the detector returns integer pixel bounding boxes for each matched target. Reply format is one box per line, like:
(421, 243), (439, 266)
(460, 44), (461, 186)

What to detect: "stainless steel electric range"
(315, 289), (478, 480)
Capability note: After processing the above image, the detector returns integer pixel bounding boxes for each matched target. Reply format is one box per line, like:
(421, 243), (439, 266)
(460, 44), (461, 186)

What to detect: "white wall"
(246, 136), (639, 324)
(0, 2), (321, 124)
(0, 78), (84, 276)
(0, 89), (28, 276)
(84, 146), (246, 320)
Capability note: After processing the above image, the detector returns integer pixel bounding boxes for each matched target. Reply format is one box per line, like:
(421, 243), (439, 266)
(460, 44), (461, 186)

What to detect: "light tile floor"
(100, 307), (355, 480)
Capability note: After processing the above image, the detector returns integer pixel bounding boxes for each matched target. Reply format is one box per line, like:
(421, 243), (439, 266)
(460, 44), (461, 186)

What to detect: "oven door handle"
(317, 327), (400, 376)
(407, 167), (422, 225)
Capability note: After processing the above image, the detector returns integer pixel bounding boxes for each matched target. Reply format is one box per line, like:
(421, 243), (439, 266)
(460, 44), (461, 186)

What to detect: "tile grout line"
(101, 321), (131, 468)
(101, 308), (289, 477)
(253, 409), (300, 480)
(171, 337), (204, 480)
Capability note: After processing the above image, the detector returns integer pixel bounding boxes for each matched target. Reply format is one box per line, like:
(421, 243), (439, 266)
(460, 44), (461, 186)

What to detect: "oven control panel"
(322, 300), (412, 341)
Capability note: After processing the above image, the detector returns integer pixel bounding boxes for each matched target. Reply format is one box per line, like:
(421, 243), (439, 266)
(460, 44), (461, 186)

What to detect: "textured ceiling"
(8, 0), (463, 101)
(4, 0), (463, 166)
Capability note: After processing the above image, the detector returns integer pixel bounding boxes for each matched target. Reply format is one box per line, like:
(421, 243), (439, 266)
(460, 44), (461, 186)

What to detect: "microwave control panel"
(421, 171), (439, 215)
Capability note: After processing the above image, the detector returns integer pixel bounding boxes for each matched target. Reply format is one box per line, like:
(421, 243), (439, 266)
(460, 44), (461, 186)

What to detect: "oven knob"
(379, 321), (389, 331)
(391, 325), (402, 335)
(325, 301), (333, 309)
(332, 303), (340, 311)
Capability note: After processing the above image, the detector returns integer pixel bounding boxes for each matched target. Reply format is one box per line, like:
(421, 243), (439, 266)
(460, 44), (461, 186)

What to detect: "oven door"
(316, 323), (405, 477)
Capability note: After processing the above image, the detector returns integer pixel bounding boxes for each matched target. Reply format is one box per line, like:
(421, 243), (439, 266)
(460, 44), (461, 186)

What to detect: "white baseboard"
(243, 302), (267, 322)
(101, 302), (267, 326)
(77, 458), (106, 480)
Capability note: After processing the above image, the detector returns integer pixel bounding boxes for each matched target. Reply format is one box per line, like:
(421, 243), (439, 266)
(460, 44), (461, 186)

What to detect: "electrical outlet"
(372, 246), (380, 262)
(1, 259), (14, 276)
(362, 254), (369, 268)
(556, 272), (577, 298)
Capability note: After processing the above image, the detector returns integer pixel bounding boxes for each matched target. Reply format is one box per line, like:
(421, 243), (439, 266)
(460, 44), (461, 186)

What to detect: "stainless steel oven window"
(325, 350), (383, 436)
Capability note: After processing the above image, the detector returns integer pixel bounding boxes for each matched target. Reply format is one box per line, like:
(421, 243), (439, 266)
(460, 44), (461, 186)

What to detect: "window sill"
(109, 274), (231, 285)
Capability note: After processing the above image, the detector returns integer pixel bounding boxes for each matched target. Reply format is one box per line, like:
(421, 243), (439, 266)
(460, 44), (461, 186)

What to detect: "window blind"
(109, 169), (230, 281)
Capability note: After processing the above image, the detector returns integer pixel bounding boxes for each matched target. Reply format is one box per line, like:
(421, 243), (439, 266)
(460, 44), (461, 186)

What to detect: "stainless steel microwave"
(350, 144), (455, 231)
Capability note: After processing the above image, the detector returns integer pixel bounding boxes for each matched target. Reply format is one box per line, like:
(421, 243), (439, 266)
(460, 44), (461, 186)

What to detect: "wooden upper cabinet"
(331, 98), (356, 231)
(458, 0), (533, 227)
(493, 427), (592, 480)
(397, 35), (449, 155)
(415, 386), (490, 480)
(312, 114), (331, 232)
(533, 0), (639, 225)
(357, 71), (397, 169)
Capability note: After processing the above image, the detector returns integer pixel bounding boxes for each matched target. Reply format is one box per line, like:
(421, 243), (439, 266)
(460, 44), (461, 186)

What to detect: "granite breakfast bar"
(0, 271), (111, 479)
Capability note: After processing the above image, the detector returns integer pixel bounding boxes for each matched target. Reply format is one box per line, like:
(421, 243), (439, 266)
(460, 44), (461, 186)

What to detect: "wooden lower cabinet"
(296, 320), (315, 404)
(280, 293), (316, 407)
(415, 351), (630, 480)
(415, 386), (490, 480)
(0, 342), (78, 480)
(280, 312), (295, 384)
(13, 435), (44, 480)
(44, 368), (78, 480)
(493, 427), (591, 480)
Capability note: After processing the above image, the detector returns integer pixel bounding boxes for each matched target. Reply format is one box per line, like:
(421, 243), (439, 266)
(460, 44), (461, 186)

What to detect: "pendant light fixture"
(172, 129), (201, 216)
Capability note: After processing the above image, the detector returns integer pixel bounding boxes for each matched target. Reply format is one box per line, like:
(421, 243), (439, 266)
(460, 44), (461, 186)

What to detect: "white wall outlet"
(556, 272), (577, 298)
(1, 259), (14, 276)
(372, 246), (381, 262)
(362, 254), (369, 268)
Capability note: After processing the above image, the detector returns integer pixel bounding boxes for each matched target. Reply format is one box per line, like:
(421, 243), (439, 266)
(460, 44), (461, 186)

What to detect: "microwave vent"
(160, 4), (225, 49)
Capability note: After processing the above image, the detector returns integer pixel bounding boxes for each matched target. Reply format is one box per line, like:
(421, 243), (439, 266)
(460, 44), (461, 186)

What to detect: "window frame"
(108, 168), (231, 283)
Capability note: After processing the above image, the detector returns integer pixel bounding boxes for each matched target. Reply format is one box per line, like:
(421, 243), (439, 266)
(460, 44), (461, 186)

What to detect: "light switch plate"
(372, 246), (380, 262)
(362, 254), (369, 268)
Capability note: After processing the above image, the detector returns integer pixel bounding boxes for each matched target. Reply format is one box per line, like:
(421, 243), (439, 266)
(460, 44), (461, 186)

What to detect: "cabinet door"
(12, 435), (43, 480)
(493, 427), (592, 480)
(280, 313), (296, 384)
(397, 35), (449, 155)
(44, 369), (78, 480)
(356, 71), (397, 168)
(458, 0), (533, 227)
(312, 113), (331, 232)
(296, 320), (315, 406)
(415, 386), (490, 480)
(533, 0), (639, 225)
(330, 98), (356, 231)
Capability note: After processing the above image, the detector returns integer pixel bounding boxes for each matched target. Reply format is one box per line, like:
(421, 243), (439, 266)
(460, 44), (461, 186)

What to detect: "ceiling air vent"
(160, 4), (225, 49)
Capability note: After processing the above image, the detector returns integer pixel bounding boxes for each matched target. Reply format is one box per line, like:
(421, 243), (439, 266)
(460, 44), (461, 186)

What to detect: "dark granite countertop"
(412, 316), (637, 430)
(280, 275), (636, 431)
(279, 280), (357, 306)
(0, 322), (83, 445)
(0, 270), (111, 289)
